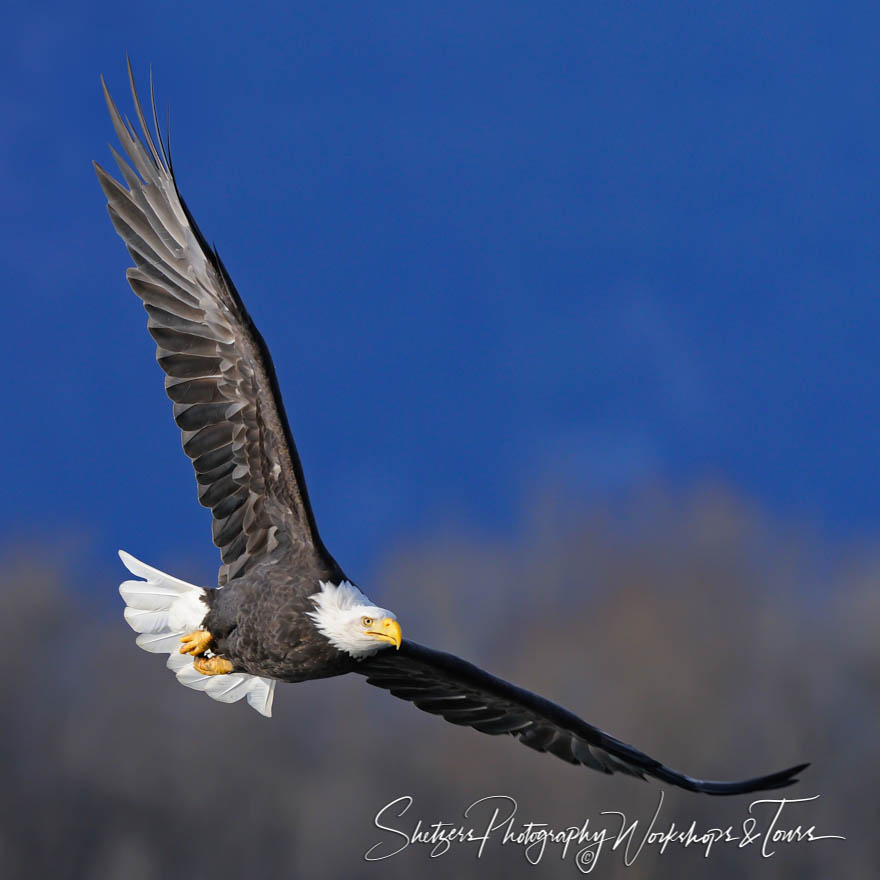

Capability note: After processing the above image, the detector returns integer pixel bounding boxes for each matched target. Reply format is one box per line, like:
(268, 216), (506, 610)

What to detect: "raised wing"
(95, 63), (343, 586)
(358, 641), (808, 795)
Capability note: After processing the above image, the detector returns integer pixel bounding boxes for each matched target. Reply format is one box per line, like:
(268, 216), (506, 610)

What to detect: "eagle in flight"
(96, 63), (807, 796)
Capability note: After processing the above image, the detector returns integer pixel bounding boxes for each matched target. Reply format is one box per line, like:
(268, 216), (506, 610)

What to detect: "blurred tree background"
(1, 483), (873, 878)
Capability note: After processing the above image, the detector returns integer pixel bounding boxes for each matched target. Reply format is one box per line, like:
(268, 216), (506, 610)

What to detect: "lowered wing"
(358, 641), (808, 795)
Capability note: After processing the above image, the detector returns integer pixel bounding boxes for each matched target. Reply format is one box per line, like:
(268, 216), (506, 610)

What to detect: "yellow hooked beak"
(366, 617), (402, 650)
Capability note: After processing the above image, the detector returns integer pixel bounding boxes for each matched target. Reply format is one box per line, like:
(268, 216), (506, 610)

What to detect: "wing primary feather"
(127, 56), (163, 170)
(148, 65), (171, 170)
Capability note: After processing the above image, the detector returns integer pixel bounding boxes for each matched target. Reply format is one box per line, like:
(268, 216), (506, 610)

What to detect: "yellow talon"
(193, 656), (234, 676)
(179, 630), (213, 656)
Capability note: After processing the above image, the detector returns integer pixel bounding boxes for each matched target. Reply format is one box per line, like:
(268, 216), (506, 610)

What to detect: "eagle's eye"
(361, 616), (373, 627)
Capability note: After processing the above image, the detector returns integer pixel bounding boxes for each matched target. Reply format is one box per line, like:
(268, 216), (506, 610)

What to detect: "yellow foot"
(179, 629), (214, 656)
(193, 656), (234, 676)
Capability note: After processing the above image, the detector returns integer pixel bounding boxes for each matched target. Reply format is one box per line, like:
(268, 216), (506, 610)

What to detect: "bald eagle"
(96, 64), (807, 796)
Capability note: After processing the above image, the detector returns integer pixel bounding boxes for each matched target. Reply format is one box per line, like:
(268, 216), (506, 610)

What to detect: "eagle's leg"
(193, 656), (234, 675)
(179, 629), (214, 656)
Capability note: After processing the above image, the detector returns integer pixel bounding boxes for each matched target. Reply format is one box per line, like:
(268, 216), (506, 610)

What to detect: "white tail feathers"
(118, 550), (275, 717)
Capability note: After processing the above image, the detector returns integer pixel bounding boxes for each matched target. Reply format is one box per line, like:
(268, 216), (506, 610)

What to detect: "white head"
(306, 581), (401, 658)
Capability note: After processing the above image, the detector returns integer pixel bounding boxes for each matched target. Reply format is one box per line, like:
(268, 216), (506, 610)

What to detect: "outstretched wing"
(95, 63), (343, 586)
(358, 641), (808, 795)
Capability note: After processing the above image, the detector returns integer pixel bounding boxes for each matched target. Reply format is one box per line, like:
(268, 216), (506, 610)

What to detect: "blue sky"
(4, 2), (880, 582)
